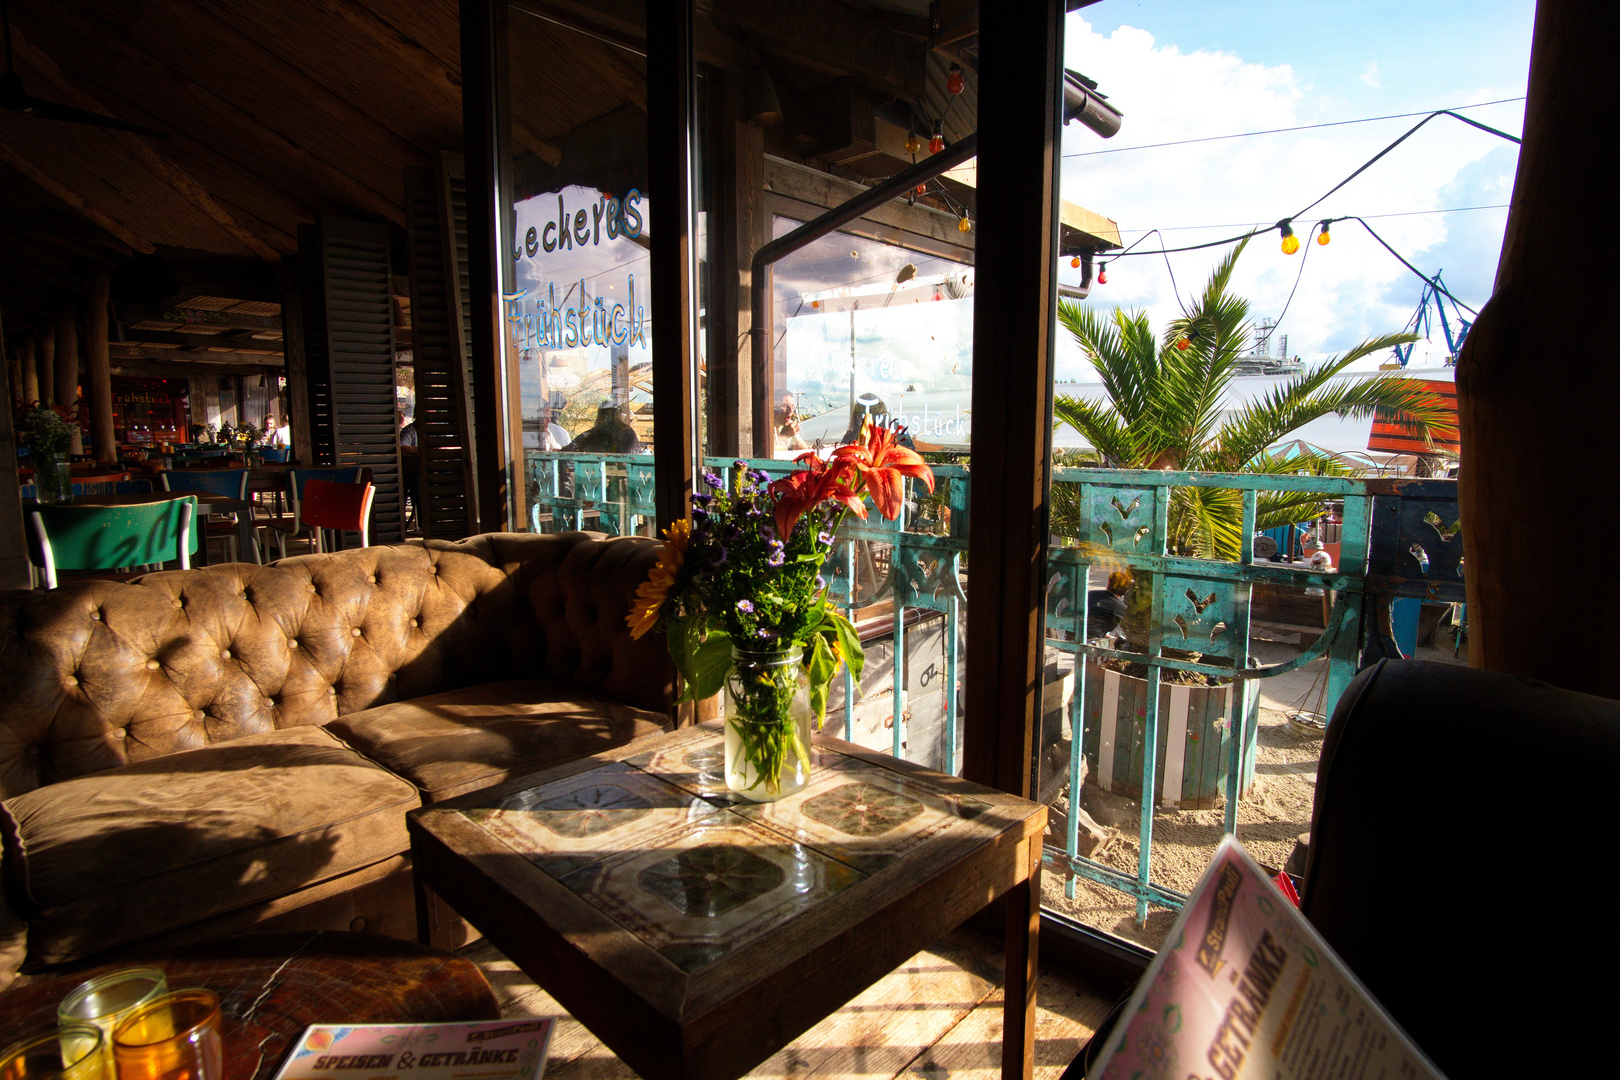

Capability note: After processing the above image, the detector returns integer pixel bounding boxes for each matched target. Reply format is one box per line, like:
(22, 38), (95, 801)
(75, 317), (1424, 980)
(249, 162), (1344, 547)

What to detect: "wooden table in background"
(409, 724), (1046, 1080)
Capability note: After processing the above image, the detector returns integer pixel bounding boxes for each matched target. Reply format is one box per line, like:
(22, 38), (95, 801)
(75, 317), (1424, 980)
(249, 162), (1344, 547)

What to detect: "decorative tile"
(558, 812), (865, 972)
(629, 726), (851, 807)
(731, 758), (981, 876)
(458, 763), (725, 879)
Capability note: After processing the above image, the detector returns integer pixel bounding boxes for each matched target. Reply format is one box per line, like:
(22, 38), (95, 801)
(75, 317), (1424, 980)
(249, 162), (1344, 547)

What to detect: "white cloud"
(1360, 61), (1381, 88)
(1056, 16), (1523, 383)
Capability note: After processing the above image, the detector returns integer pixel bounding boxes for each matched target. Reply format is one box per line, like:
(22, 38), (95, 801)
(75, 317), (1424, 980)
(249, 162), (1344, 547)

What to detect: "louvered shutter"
(299, 217), (404, 545)
(404, 153), (478, 538)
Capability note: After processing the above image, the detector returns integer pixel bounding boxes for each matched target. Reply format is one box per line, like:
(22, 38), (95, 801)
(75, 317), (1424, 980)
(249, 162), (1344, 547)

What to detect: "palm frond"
(1053, 394), (1133, 465)
(1169, 484), (1245, 560)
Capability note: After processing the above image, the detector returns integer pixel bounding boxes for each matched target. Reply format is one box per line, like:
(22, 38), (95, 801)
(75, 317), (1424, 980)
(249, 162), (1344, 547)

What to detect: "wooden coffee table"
(408, 724), (1046, 1080)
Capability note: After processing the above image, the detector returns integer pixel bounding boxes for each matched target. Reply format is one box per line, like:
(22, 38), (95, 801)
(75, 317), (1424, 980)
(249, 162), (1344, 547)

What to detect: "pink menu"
(1092, 838), (1446, 1080)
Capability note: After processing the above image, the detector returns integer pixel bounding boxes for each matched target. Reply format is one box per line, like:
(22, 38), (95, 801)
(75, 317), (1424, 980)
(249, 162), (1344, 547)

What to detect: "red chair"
(299, 479), (376, 551)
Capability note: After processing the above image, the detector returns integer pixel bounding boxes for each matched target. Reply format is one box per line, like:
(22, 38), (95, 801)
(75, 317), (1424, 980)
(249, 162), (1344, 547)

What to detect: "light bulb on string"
(904, 131), (921, 155)
(1098, 262), (1108, 285)
(1070, 256), (1081, 269)
(929, 123), (945, 154)
(1279, 219), (1299, 255)
(958, 216), (972, 233)
(1317, 221), (1332, 246)
(947, 65), (965, 95)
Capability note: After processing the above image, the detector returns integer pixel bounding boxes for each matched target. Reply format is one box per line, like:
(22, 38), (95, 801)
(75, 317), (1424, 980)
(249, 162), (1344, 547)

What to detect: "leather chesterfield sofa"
(0, 532), (676, 988)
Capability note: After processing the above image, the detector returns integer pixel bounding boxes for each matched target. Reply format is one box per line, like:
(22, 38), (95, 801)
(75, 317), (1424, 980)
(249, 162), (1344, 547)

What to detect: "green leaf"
(675, 621), (732, 703)
(805, 632), (839, 726)
(823, 606), (866, 686)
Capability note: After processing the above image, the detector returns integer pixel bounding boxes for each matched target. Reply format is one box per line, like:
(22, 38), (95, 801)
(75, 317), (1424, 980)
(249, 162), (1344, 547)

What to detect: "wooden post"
(1457, 0), (1620, 698)
(54, 310), (79, 411)
(20, 332), (39, 405)
(280, 256), (315, 465)
(37, 329), (54, 407)
(0, 318), (28, 589)
(962, 0), (1064, 798)
(648, 0), (699, 534)
(706, 66), (763, 459)
(86, 273), (115, 462)
(462, 0), (513, 533)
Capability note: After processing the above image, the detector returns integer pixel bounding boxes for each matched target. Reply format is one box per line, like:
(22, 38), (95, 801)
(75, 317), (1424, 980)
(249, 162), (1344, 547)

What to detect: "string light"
(947, 64), (965, 96)
(958, 216), (972, 233)
(1070, 256), (1081, 269)
(904, 131), (921, 155)
(1316, 220), (1332, 245)
(1098, 262), (1108, 284)
(929, 122), (945, 154)
(1279, 219), (1300, 255)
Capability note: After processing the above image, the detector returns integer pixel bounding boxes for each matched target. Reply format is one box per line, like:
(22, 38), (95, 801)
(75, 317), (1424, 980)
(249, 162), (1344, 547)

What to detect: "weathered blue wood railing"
(523, 450), (1461, 925)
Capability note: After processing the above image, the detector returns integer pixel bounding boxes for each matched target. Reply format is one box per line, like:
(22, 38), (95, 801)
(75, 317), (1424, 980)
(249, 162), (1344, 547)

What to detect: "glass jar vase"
(723, 646), (814, 801)
(34, 451), (73, 503)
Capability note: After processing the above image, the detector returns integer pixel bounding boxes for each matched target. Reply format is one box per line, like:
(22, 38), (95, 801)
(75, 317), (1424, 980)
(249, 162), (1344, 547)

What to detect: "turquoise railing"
(523, 450), (1462, 924)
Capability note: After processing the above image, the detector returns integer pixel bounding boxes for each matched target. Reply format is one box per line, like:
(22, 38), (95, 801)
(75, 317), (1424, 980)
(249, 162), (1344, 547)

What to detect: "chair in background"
(113, 479), (155, 493)
(261, 467), (361, 558)
(199, 449), (229, 459)
(72, 471), (131, 489)
(161, 469), (257, 563)
(298, 479), (376, 552)
(26, 496), (197, 589)
(258, 446), (290, 462)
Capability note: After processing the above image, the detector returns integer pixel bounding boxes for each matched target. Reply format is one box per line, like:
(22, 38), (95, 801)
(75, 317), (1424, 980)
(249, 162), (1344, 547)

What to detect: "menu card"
(271, 1019), (555, 1080)
(1091, 837), (1446, 1080)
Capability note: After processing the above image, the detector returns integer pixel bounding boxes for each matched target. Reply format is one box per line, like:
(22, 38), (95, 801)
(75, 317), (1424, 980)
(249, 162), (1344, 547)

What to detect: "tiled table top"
(409, 723), (1045, 1080)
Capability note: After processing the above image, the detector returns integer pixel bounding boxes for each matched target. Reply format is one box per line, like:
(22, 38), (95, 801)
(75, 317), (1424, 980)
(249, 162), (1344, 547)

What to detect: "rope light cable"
(1059, 96), (1525, 159)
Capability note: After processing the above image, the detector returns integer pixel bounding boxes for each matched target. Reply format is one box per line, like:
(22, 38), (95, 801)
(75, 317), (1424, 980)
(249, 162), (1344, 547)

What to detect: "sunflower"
(626, 518), (691, 639)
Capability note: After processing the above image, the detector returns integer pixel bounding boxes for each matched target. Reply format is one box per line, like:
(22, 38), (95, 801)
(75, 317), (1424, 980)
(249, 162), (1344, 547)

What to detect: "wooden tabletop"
(409, 724), (1046, 1080)
(25, 491), (250, 513)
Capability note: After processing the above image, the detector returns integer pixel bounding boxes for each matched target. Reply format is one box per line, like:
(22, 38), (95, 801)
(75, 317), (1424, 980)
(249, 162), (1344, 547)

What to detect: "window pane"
(504, 9), (654, 536)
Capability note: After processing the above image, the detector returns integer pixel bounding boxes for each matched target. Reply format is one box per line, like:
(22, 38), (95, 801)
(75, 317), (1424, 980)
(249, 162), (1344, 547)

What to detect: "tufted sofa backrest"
(0, 532), (674, 799)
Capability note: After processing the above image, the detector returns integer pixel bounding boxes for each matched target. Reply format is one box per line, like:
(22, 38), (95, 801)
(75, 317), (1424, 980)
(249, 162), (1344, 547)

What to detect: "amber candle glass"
(110, 990), (222, 1080)
(0, 1026), (107, 1080)
(57, 967), (168, 1075)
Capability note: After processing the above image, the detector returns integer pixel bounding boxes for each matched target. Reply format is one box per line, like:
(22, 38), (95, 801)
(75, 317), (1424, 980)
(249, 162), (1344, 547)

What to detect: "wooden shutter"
(404, 153), (479, 538)
(299, 217), (404, 545)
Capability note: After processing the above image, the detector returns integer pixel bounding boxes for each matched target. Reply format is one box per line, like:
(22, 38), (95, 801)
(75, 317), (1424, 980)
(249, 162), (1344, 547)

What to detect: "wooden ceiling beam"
(110, 360), (280, 379)
(0, 141), (156, 254)
(0, 209), (128, 249)
(116, 327), (281, 350)
(109, 344), (283, 366)
(113, 303), (281, 330)
(11, 27), (281, 262)
(31, 3), (409, 227)
(319, 0), (464, 105)
(706, 0), (926, 100)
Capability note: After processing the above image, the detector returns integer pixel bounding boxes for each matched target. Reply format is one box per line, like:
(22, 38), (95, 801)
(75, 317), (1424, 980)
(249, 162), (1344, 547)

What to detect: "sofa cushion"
(325, 678), (672, 802)
(0, 725), (419, 966)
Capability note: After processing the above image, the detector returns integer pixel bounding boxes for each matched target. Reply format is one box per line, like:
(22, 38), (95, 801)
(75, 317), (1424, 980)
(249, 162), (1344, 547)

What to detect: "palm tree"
(1053, 239), (1454, 561)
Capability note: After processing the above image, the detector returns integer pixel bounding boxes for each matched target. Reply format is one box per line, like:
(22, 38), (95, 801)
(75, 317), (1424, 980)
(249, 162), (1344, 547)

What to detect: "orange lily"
(768, 454), (862, 539)
(831, 422), (935, 521)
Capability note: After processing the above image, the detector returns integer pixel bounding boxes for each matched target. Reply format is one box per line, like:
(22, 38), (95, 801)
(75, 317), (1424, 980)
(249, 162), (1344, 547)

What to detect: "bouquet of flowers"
(627, 422), (935, 796)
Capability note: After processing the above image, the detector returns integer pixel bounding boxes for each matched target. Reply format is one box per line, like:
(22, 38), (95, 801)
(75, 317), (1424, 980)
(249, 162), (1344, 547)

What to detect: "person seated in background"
(538, 407), (571, 451)
(564, 403), (642, 453)
(1087, 570), (1133, 639)
(775, 392), (808, 454)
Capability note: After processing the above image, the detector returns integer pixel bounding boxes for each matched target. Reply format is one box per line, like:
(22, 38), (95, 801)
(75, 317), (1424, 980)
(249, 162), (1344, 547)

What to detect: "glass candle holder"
(57, 967), (169, 1072)
(0, 1026), (107, 1080)
(111, 990), (222, 1080)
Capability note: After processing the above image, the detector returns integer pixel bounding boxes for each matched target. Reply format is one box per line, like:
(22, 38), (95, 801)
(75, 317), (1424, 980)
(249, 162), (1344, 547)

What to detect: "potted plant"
(18, 403), (76, 502)
(627, 423), (934, 800)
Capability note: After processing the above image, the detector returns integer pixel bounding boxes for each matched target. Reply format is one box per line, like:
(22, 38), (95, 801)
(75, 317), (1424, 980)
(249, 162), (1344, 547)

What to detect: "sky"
(1054, 0), (1536, 381)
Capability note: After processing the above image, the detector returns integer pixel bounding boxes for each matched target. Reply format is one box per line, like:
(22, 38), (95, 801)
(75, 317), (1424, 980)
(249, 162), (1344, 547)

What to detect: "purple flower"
(704, 471), (724, 490)
(818, 530), (835, 546)
(691, 506), (709, 521)
(723, 523), (741, 540)
(748, 469), (771, 484)
(707, 544), (729, 566)
(767, 544), (785, 568)
(734, 459), (748, 471)
(691, 492), (712, 507)
(744, 502), (763, 518)
(815, 575), (826, 590)
(755, 628), (779, 641)
(761, 525), (777, 542)
(736, 599), (754, 613)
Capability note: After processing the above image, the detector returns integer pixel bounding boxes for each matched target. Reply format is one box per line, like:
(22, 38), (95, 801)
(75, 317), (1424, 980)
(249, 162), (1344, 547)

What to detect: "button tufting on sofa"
(0, 533), (676, 981)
